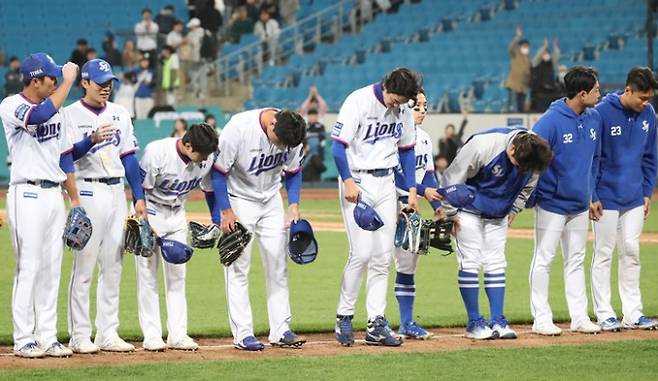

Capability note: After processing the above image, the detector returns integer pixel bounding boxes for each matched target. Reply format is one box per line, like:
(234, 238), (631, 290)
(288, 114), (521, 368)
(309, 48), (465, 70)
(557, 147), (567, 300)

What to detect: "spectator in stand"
(434, 155), (447, 183)
(305, 108), (326, 160)
(530, 38), (562, 112)
(167, 20), (186, 49)
(102, 33), (123, 67)
(299, 85), (328, 118)
(228, 6), (255, 43)
(70, 39), (89, 68)
(135, 8), (159, 68)
(170, 118), (188, 137)
(504, 25), (531, 112)
(3, 57), (22, 97)
(160, 45), (180, 106)
(0, 51), (4, 67)
(86, 48), (98, 61)
(170, 20), (191, 100)
(199, 1), (223, 35)
(204, 113), (217, 128)
(245, 0), (260, 22)
(280, 0), (300, 26)
(134, 55), (155, 119)
(437, 109), (468, 165)
(259, 0), (281, 22)
(186, 18), (208, 100)
(254, 9), (280, 66)
(115, 72), (137, 119)
(155, 5), (177, 35)
(122, 39), (141, 70)
(302, 143), (326, 182)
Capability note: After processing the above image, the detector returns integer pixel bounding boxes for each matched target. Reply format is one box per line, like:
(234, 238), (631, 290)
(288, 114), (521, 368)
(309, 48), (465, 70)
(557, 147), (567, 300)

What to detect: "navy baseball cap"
(437, 184), (476, 208)
(158, 238), (194, 264)
(287, 219), (318, 265)
(353, 196), (384, 231)
(21, 53), (62, 80)
(81, 59), (118, 83)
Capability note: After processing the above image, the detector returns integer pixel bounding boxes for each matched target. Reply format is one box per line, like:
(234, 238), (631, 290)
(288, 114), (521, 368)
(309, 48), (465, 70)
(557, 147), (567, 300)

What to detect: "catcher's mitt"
(124, 216), (157, 257)
(419, 218), (454, 255)
(63, 207), (93, 250)
(217, 221), (252, 267)
(189, 221), (220, 249)
(394, 210), (422, 254)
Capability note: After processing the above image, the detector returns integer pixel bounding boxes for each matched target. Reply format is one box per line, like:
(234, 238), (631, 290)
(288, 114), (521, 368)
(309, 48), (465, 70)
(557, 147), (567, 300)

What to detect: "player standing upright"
(0, 53), (80, 358)
(137, 123), (219, 351)
(65, 59), (146, 354)
(529, 66), (603, 336)
(214, 108), (307, 351)
(443, 126), (552, 340)
(392, 90), (443, 340)
(332, 68), (422, 347)
(590, 67), (658, 331)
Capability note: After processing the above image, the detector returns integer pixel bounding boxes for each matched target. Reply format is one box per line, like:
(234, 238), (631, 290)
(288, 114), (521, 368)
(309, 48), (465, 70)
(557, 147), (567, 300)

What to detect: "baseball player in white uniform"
(392, 90), (443, 340)
(0, 53), (79, 358)
(65, 59), (146, 354)
(137, 123), (219, 351)
(332, 68), (422, 347)
(214, 108), (307, 351)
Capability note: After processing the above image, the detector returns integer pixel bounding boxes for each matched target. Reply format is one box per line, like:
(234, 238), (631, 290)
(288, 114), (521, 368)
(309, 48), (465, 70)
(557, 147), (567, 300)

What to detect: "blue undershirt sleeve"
(72, 134), (95, 161)
(121, 153), (145, 201)
(59, 151), (74, 173)
(27, 98), (57, 125)
(211, 169), (232, 211)
(332, 140), (352, 181)
(284, 170), (302, 204)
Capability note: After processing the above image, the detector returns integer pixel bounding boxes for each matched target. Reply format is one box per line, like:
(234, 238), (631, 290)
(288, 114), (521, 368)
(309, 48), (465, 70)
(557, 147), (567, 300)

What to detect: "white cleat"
(571, 320), (602, 334)
(464, 317), (495, 340)
(143, 337), (167, 352)
(167, 335), (199, 351)
(532, 322), (562, 336)
(42, 342), (73, 357)
(14, 342), (45, 358)
(69, 339), (100, 354)
(98, 337), (135, 352)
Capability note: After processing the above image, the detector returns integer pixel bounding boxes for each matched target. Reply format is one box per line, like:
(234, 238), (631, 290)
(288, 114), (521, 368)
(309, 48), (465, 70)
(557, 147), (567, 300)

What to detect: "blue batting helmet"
(287, 219), (318, 265)
(353, 196), (384, 231)
(158, 238), (194, 264)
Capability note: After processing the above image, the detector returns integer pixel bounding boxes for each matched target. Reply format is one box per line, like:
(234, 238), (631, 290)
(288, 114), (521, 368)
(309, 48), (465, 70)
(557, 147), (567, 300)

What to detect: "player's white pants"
(591, 206), (645, 324)
(135, 203), (189, 343)
(68, 180), (127, 345)
(454, 211), (508, 273)
(530, 206), (590, 327)
(336, 172), (397, 319)
(7, 184), (66, 350)
(224, 195), (292, 344)
(134, 97), (154, 120)
(393, 200), (420, 274)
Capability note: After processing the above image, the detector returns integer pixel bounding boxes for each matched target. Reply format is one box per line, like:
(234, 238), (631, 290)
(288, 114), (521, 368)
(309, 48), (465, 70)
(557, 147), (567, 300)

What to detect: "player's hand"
(433, 208), (445, 221)
(134, 199), (148, 219)
(70, 196), (80, 209)
(424, 187), (442, 202)
(407, 188), (419, 212)
(343, 178), (361, 204)
(220, 208), (238, 234)
(91, 124), (116, 144)
(288, 203), (300, 224)
(508, 212), (516, 227)
(589, 201), (603, 221)
(451, 215), (460, 236)
(62, 62), (79, 84)
(643, 197), (651, 219)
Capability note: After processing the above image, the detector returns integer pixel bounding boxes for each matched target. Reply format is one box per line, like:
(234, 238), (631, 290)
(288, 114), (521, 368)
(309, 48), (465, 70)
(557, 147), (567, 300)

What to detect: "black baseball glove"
(217, 221), (252, 267)
(124, 216), (157, 257)
(189, 221), (220, 249)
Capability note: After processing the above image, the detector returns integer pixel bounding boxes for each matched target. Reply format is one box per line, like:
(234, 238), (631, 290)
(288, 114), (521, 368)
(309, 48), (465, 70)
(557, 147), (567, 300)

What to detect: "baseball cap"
(287, 219), (318, 265)
(353, 196), (384, 231)
(81, 59), (118, 84)
(21, 53), (62, 80)
(158, 238), (194, 264)
(187, 18), (200, 28)
(437, 184), (476, 208)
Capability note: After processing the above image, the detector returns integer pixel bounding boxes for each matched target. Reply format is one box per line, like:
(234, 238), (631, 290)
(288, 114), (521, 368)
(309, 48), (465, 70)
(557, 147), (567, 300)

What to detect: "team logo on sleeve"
(643, 120), (649, 133)
(332, 122), (343, 136)
(14, 104), (30, 121)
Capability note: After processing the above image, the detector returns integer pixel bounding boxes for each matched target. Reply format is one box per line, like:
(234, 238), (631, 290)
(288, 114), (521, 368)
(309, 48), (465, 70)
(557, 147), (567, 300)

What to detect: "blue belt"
(355, 168), (393, 177)
(84, 177), (121, 185)
(26, 180), (60, 189)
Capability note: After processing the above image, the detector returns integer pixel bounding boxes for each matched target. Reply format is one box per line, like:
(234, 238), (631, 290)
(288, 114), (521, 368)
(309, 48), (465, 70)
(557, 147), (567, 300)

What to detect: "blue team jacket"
(532, 98), (601, 215)
(593, 92), (657, 210)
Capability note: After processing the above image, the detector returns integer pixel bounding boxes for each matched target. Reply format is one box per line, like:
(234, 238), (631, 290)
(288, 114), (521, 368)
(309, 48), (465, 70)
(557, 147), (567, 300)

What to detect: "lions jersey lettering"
(331, 83), (415, 171)
(0, 94), (73, 185)
(216, 108), (304, 203)
(158, 177), (203, 196)
(396, 127), (434, 197)
(87, 129), (122, 154)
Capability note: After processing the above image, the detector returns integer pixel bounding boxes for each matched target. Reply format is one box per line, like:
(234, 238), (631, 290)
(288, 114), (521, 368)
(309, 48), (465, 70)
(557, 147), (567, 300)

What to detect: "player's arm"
(398, 110), (418, 211)
(213, 120), (241, 233)
(331, 94), (361, 203)
(509, 172), (539, 226)
(641, 111), (657, 218)
(441, 137), (483, 217)
(590, 111), (604, 220)
(72, 124), (116, 160)
(60, 148), (80, 208)
(283, 145), (304, 222)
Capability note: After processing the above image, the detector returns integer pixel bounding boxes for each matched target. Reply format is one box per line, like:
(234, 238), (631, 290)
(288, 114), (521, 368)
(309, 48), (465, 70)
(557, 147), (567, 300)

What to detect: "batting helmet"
(437, 184), (476, 208)
(158, 238), (194, 264)
(287, 219), (318, 265)
(353, 196), (384, 231)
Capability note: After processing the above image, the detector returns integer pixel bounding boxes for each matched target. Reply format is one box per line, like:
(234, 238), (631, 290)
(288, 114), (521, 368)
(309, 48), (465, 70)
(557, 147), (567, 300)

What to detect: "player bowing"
(65, 59), (145, 354)
(214, 108), (307, 351)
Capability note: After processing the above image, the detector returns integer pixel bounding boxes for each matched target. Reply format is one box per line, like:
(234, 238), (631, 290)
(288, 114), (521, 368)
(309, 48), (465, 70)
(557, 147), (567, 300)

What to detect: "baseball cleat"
(14, 342), (45, 358)
(235, 336), (265, 351)
(599, 317), (622, 332)
(398, 321), (432, 340)
(489, 316), (517, 339)
(335, 315), (355, 346)
(570, 320), (601, 334)
(69, 339), (100, 354)
(270, 331), (306, 348)
(464, 317), (495, 340)
(167, 335), (199, 351)
(532, 321), (562, 336)
(623, 316), (658, 330)
(42, 342), (73, 358)
(365, 315), (402, 346)
(143, 337), (167, 352)
(98, 337), (135, 352)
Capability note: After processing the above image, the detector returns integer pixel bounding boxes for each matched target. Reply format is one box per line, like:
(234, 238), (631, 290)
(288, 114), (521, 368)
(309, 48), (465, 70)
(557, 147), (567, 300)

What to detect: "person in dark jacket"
(438, 110), (468, 165)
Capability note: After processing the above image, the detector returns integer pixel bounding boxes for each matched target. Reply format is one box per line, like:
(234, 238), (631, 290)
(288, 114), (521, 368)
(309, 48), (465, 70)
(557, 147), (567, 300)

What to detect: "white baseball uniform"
(138, 137), (216, 344)
(0, 93), (72, 350)
(64, 100), (138, 347)
(215, 108), (304, 344)
(332, 83), (415, 319)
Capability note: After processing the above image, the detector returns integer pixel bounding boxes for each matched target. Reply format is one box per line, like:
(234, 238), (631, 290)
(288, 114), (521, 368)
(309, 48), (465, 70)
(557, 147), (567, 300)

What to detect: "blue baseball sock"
(395, 272), (415, 326)
(458, 270), (480, 321)
(484, 272), (506, 320)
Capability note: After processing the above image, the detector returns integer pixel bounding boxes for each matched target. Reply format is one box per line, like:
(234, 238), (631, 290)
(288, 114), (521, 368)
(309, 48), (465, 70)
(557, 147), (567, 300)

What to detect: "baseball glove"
(394, 210), (423, 254)
(217, 221), (252, 267)
(189, 221), (220, 249)
(421, 218), (454, 255)
(124, 216), (157, 257)
(63, 207), (93, 250)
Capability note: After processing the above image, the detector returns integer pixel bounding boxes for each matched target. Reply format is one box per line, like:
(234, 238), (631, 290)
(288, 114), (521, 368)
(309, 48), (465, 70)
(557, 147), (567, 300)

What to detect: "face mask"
(542, 54), (551, 62)
(520, 47), (529, 55)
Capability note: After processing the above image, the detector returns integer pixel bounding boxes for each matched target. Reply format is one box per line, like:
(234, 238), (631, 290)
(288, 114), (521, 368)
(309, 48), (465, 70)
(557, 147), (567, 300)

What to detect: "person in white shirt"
(186, 18), (208, 100)
(134, 8), (159, 67)
(253, 10), (280, 65)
